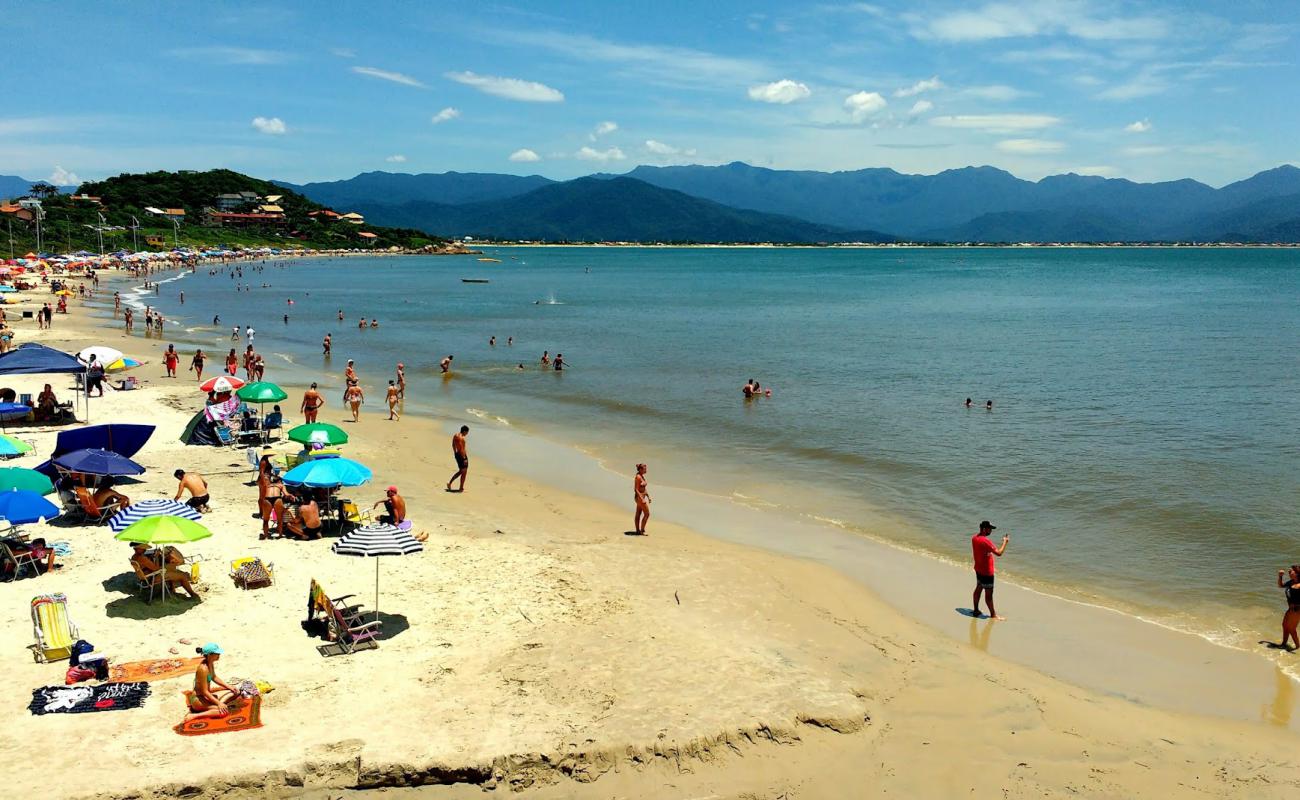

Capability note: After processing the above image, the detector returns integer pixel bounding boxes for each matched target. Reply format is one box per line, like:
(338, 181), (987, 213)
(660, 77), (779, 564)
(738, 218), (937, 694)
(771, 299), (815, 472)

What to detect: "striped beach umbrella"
(108, 498), (202, 534)
(199, 375), (244, 393)
(332, 523), (423, 626)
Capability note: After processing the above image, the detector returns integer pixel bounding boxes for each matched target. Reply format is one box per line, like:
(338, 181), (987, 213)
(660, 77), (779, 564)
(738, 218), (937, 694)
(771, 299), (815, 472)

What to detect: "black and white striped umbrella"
(331, 523), (422, 628)
(108, 498), (202, 533)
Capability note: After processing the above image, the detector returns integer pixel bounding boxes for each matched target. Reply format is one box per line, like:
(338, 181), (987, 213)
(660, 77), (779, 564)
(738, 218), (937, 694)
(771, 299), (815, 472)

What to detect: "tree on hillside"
(28, 183), (59, 199)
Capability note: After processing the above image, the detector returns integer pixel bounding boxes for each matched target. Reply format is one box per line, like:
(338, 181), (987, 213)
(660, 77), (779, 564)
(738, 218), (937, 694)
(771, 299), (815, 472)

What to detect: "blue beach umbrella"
(0, 488), (61, 525)
(282, 457), (372, 488)
(107, 498), (201, 533)
(52, 448), (146, 477)
(0, 402), (31, 422)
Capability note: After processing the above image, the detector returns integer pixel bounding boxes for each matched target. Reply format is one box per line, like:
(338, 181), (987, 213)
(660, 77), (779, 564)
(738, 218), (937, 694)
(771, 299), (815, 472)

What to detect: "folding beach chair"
(1, 539), (39, 582)
(215, 425), (235, 447)
(230, 556), (274, 590)
(339, 500), (370, 529)
(130, 559), (167, 604)
(31, 593), (80, 662)
(74, 488), (117, 524)
(305, 578), (379, 655)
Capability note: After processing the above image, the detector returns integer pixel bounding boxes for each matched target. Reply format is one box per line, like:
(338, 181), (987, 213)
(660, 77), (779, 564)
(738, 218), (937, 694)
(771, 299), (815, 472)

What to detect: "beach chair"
(31, 593), (79, 662)
(339, 500), (369, 529)
(215, 425), (235, 447)
(0, 539), (38, 582)
(18, 393), (32, 406)
(230, 556), (274, 590)
(306, 579), (378, 655)
(130, 559), (167, 604)
(262, 411), (283, 439)
(74, 487), (117, 524)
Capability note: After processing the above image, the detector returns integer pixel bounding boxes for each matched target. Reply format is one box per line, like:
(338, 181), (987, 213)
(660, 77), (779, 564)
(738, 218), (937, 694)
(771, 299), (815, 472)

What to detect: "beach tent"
(0, 343), (89, 422)
(33, 423), (155, 479)
(179, 409), (222, 446)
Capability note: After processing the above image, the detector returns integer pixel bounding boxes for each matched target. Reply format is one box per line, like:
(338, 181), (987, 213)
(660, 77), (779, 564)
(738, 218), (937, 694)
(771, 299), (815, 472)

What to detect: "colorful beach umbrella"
(77, 346), (123, 365)
(0, 434), (33, 457)
(332, 522), (423, 627)
(0, 488), (61, 525)
(113, 515), (212, 545)
(199, 375), (244, 393)
(108, 499), (201, 534)
(0, 467), (54, 495)
(106, 357), (142, 372)
(235, 382), (288, 404)
(282, 456), (371, 488)
(287, 423), (349, 446)
(52, 448), (145, 477)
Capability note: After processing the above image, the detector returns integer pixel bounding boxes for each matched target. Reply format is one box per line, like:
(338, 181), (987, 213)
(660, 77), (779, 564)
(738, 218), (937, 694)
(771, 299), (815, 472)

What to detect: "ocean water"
(131, 246), (1300, 644)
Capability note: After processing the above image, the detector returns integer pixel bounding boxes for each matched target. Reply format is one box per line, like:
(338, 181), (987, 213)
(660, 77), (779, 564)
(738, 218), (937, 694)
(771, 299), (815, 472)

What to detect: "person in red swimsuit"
(971, 520), (1010, 620)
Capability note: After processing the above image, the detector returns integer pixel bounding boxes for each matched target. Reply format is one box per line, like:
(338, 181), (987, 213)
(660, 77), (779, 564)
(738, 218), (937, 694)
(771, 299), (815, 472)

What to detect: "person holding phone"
(971, 520), (1010, 620)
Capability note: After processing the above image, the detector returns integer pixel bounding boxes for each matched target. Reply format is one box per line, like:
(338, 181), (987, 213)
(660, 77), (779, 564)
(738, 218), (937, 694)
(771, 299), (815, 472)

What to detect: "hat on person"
(979, 521), (996, 530)
(201, 643), (223, 655)
(386, 485), (398, 493)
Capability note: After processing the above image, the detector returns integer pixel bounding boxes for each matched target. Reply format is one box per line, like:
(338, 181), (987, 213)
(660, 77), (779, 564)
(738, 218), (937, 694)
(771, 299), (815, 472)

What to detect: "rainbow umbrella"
(0, 434), (34, 458)
(106, 357), (142, 372)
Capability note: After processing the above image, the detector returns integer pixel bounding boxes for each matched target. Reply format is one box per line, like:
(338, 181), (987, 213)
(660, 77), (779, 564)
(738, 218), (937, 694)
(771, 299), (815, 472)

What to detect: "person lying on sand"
(185, 643), (236, 722)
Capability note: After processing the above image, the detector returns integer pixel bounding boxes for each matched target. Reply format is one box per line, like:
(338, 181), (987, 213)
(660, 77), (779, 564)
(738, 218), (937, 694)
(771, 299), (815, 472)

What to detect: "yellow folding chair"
(31, 593), (79, 662)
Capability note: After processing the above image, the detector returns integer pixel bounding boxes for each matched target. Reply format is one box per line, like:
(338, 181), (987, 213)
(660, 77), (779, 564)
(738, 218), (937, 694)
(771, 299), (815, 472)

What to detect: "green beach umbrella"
(0, 434), (34, 457)
(287, 422), (349, 446)
(0, 467), (54, 495)
(113, 515), (213, 545)
(236, 382), (288, 404)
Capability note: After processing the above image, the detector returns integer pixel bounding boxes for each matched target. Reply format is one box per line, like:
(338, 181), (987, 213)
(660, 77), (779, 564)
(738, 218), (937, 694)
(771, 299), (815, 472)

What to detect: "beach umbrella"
(235, 382), (288, 404)
(105, 357), (142, 372)
(199, 375), (244, 393)
(0, 402), (31, 422)
(0, 467), (54, 495)
(287, 423), (349, 447)
(0, 286), (15, 293)
(77, 346), (123, 365)
(332, 523), (423, 626)
(0, 433), (33, 457)
(52, 448), (145, 477)
(108, 498), (201, 534)
(282, 456), (371, 488)
(0, 488), (60, 525)
(112, 515), (212, 545)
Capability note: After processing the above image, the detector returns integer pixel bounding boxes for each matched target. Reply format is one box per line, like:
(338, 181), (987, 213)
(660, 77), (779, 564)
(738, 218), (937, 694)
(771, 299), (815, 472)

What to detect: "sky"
(2, 0), (1297, 187)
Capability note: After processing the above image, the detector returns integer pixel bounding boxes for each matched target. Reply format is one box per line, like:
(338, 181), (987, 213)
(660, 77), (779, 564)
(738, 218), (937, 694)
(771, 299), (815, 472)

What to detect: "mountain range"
(280, 163), (1300, 244)
(0, 175), (78, 198)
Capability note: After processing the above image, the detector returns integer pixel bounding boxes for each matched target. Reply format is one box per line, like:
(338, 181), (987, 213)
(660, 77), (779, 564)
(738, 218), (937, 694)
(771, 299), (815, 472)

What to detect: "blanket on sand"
(29, 682), (150, 715)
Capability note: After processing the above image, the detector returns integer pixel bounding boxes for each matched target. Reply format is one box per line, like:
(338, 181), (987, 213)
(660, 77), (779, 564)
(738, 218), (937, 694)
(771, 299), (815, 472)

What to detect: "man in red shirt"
(971, 521), (1010, 620)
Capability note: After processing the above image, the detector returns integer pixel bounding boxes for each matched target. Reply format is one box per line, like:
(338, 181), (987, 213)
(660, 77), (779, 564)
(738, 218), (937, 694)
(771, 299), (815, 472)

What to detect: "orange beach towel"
(174, 693), (263, 736)
(108, 657), (203, 683)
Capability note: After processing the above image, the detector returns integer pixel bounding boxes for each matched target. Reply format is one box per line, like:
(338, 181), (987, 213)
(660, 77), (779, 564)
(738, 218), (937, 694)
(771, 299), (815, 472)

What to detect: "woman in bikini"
(191, 349), (205, 382)
(345, 380), (365, 422)
(225, 348), (238, 376)
(185, 643), (238, 722)
(1278, 566), (1300, 651)
(633, 463), (651, 535)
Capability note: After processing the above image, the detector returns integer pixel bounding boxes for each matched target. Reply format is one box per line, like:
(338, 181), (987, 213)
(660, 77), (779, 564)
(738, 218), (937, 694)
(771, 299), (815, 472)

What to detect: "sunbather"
(130, 542), (201, 600)
(93, 479), (130, 512)
(184, 643), (237, 722)
(8, 536), (57, 573)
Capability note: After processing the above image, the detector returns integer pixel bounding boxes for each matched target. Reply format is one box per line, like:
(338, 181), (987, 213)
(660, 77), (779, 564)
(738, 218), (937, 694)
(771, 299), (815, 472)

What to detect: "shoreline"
(2, 263), (1298, 799)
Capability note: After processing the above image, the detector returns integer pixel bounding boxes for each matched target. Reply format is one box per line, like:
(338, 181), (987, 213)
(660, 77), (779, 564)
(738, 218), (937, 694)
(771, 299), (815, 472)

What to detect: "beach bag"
(234, 559), (272, 590)
(70, 639), (95, 667)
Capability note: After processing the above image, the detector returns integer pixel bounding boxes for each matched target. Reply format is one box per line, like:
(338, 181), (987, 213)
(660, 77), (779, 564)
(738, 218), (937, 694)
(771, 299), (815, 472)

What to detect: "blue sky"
(3, 1), (1296, 187)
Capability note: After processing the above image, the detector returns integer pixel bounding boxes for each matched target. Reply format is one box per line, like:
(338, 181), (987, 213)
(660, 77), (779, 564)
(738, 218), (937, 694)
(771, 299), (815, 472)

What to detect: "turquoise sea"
(129, 246), (1300, 646)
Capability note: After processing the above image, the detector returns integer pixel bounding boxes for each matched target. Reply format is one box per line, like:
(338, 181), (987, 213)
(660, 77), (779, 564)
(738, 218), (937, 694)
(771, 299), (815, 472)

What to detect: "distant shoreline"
(472, 241), (1300, 249)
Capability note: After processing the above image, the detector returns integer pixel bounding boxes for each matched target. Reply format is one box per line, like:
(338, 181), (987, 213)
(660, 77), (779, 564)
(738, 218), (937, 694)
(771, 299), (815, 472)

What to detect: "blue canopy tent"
(34, 423), (154, 480)
(0, 343), (88, 423)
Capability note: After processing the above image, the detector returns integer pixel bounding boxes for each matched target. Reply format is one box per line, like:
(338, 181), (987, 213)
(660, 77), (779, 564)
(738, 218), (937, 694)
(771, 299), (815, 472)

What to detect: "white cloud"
(914, 2), (1168, 43)
(589, 121), (618, 141)
(644, 139), (698, 157)
(48, 165), (80, 186)
(748, 79), (812, 104)
(930, 113), (1060, 132)
(1097, 70), (1168, 100)
(1125, 119), (1152, 133)
(445, 71), (564, 102)
(963, 84), (1029, 101)
(1123, 145), (1169, 156)
(431, 107), (460, 124)
(509, 148), (541, 163)
(575, 146), (626, 162)
(1072, 165), (1117, 176)
(844, 91), (887, 122)
(385, 155), (407, 163)
(352, 66), (426, 88)
(996, 138), (1065, 154)
(908, 100), (934, 115)
(895, 76), (943, 97)
(330, 47), (356, 59)
(251, 116), (287, 135)
(166, 46), (287, 65)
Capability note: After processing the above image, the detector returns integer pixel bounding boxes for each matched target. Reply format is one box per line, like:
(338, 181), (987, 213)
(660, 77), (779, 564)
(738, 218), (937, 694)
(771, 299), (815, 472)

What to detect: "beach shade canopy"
(77, 346), (123, 365)
(0, 434), (33, 457)
(0, 488), (60, 525)
(287, 423), (349, 447)
(332, 523), (423, 627)
(199, 375), (244, 393)
(282, 456), (372, 488)
(52, 448), (145, 477)
(0, 402), (30, 422)
(112, 515), (213, 545)
(108, 498), (201, 534)
(34, 422), (156, 480)
(236, 382), (288, 404)
(0, 343), (85, 375)
(0, 467), (54, 495)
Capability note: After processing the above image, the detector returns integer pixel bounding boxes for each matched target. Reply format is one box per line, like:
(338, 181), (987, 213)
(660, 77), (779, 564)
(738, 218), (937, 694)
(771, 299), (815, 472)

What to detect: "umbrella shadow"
(102, 572), (201, 619)
(375, 611), (410, 640)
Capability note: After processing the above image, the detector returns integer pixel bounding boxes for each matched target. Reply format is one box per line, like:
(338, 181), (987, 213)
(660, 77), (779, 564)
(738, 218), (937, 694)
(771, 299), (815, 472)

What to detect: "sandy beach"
(0, 264), (1298, 800)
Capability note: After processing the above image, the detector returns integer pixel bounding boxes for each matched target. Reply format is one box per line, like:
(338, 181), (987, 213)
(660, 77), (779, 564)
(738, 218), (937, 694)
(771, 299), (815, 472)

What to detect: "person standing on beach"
(634, 463), (651, 535)
(164, 344), (179, 378)
(191, 349), (205, 382)
(123, 308), (133, 333)
(385, 380), (400, 420)
(396, 363), (405, 399)
(299, 384), (323, 422)
(971, 521), (1010, 620)
(344, 380), (364, 422)
(440, 355), (454, 373)
(1276, 566), (1300, 651)
(85, 355), (105, 397)
(447, 425), (469, 492)
(225, 349), (238, 376)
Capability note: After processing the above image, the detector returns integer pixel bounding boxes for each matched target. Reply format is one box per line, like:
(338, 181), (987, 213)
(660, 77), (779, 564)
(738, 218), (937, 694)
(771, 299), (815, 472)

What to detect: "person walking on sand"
(301, 382), (324, 423)
(191, 349), (206, 382)
(1276, 566), (1300, 651)
(447, 425), (469, 492)
(396, 363), (405, 399)
(164, 344), (179, 378)
(440, 354), (454, 373)
(344, 380), (364, 422)
(385, 380), (400, 420)
(225, 349), (238, 376)
(971, 521), (1010, 620)
(633, 463), (651, 535)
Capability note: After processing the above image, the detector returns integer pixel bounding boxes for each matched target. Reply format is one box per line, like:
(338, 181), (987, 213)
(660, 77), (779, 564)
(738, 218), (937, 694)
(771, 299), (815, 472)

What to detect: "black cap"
(979, 520), (996, 530)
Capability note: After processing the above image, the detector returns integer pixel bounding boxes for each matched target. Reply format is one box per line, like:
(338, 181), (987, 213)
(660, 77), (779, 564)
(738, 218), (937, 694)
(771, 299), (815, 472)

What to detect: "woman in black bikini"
(1278, 566), (1300, 651)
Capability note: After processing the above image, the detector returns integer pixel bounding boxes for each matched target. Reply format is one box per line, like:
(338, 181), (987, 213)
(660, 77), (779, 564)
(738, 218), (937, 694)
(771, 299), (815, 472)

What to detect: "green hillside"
(2, 169), (443, 254)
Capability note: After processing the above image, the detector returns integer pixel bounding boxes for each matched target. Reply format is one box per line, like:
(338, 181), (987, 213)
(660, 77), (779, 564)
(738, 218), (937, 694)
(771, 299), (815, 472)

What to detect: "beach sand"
(0, 269), (1297, 799)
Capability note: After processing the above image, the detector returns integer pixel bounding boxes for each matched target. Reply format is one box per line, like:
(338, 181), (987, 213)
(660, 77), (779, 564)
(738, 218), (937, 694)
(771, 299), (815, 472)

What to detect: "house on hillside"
(0, 203), (34, 222)
(69, 194), (102, 205)
(357, 231), (378, 245)
(307, 210), (342, 221)
(258, 204), (284, 214)
(339, 212), (364, 225)
(205, 209), (287, 228)
(145, 234), (166, 247)
(263, 194), (283, 204)
(214, 191), (259, 211)
(162, 208), (185, 222)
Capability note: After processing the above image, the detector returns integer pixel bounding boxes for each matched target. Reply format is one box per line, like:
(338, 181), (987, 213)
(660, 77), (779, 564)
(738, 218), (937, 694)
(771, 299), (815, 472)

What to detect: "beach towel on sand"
(108, 657), (202, 683)
(29, 682), (150, 715)
(174, 693), (262, 736)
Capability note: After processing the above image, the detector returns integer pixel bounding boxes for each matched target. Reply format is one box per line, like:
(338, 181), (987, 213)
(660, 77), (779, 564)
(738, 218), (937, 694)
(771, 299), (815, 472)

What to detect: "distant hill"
(278, 171), (553, 208)
(0, 174), (78, 199)
(355, 177), (893, 243)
